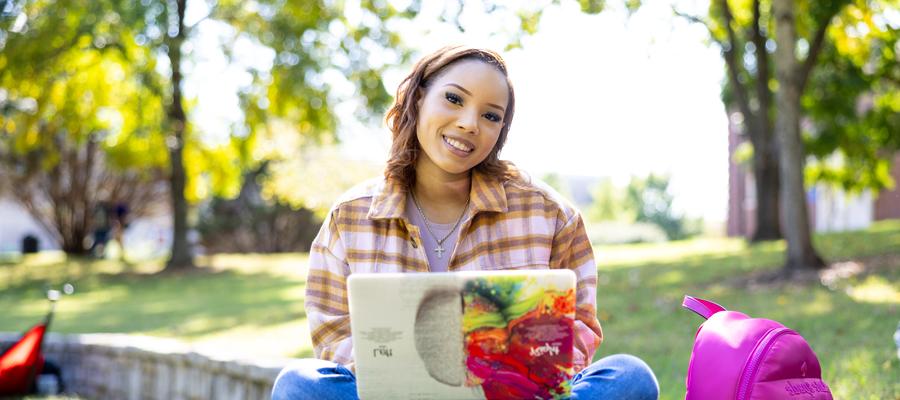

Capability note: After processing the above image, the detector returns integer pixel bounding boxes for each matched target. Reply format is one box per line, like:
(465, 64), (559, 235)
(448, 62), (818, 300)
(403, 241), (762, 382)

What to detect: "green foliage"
(213, 0), (414, 140)
(586, 175), (700, 241)
(709, 0), (900, 193)
(196, 163), (322, 254)
(587, 179), (632, 222)
(1, 0), (422, 257)
(0, 24), (167, 173)
(516, 8), (542, 36)
(196, 196), (320, 254)
(259, 141), (383, 218)
(803, 2), (900, 193)
(540, 172), (575, 204)
(626, 174), (700, 241)
(0, 6), (173, 252)
(578, 0), (607, 14)
(0, 0), (242, 205)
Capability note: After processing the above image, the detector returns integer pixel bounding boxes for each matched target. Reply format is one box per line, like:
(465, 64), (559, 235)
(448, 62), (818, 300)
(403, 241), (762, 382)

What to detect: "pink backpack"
(682, 296), (833, 400)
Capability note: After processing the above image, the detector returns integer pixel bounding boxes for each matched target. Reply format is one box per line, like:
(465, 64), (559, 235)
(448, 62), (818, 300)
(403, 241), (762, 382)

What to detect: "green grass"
(2, 220), (899, 398)
(0, 253), (313, 359)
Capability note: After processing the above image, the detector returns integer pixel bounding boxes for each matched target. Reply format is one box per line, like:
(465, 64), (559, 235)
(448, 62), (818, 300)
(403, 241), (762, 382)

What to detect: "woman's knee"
(589, 353), (660, 400)
(271, 358), (353, 400)
(609, 354), (659, 399)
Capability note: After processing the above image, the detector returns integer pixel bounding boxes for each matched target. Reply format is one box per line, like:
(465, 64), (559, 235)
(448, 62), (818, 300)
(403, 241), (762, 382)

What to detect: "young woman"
(272, 45), (659, 400)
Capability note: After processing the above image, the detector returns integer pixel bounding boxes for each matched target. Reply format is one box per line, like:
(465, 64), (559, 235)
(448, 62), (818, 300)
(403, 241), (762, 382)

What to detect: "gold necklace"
(410, 192), (469, 259)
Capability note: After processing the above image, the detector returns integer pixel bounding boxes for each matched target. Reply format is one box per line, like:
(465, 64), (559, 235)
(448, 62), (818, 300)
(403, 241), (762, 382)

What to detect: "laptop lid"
(348, 269), (577, 399)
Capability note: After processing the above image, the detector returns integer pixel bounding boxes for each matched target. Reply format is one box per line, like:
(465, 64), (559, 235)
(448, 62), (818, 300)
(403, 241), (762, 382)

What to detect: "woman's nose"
(456, 108), (479, 134)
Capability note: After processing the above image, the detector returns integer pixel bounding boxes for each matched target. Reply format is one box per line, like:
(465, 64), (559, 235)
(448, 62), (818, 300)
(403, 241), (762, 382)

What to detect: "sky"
(184, 0), (730, 222)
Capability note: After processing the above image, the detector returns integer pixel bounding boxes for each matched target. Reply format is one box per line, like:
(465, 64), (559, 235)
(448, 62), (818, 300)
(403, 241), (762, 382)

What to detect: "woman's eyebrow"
(444, 83), (506, 113)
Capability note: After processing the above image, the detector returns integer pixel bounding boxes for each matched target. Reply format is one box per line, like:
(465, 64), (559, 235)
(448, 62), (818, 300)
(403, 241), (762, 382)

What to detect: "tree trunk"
(717, 0), (782, 242)
(165, 0), (194, 270)
(772, 0), (825, 272)
(750, 150), (782, 242)
(748, 0), (782, 242)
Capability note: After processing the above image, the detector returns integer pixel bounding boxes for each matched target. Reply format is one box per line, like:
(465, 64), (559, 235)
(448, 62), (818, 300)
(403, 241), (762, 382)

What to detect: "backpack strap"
(682, 296), (726, 320)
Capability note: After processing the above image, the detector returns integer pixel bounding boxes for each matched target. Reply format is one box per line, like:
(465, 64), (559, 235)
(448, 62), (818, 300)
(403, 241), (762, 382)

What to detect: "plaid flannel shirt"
(305, 171), (603, 371)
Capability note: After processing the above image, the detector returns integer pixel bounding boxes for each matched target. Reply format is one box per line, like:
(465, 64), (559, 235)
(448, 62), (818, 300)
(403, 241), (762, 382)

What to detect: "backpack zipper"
(735, 327), (793, 400)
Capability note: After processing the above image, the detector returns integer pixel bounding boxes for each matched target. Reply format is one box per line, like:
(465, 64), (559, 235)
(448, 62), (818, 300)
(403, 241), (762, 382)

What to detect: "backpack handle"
(682, 295), (726, 320)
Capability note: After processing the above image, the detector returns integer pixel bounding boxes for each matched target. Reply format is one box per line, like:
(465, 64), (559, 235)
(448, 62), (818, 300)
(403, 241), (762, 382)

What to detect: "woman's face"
(415, 60), (509, 178)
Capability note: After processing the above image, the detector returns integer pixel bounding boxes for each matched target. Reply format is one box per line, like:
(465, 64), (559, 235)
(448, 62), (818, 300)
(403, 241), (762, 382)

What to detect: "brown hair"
(384, 45), (518, 188)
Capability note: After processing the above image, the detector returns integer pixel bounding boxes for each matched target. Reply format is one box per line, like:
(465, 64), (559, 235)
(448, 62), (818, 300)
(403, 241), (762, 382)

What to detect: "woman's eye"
(445, 92), (462, 105)
(484, 112), (501, 122)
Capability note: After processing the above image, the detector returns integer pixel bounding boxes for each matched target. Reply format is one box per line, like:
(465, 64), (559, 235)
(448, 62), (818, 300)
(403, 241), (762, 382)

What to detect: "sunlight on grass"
(199, 253), (310, 276)
(847, 275), (900, 304)
(827, 349), (898, 400)
(653, 270), (686, 285)
(190, 319), (312, 360)
(596, 237), (754, 267)
(20, 251), (68, 266)
(799, 294), (834, 317)
(866, 219), (900, 233)
(54, 287), (131, 312)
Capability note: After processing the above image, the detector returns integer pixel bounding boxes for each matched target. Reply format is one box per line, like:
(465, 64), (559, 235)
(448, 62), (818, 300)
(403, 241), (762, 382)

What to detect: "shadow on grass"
(0, 266), (307, 339)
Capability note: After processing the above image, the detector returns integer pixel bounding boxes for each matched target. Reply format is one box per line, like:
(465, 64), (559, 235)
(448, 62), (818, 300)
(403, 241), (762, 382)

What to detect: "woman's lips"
(443, 135), (474, 157)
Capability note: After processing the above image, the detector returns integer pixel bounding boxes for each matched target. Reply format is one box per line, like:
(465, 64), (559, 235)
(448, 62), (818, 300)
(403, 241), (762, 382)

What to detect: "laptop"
(347, 269), (577, 400)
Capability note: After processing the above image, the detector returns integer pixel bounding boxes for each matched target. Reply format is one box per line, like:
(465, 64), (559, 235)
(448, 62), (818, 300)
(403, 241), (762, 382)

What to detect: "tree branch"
(185, 11), (213, 32)
(719, 0), (758, 133)
(798, 12), (835, 94)
(672, 8), (713, 30)
(752, 0), (771, 135)
(674, 4), (758, 133)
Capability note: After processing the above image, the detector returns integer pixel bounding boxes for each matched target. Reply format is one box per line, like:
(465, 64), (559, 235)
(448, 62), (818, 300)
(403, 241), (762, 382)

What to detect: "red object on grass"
(0, 324), (46, 395)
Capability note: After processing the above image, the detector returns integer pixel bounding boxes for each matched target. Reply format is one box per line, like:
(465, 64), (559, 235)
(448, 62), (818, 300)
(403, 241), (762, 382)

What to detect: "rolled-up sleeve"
(549, 211), (603, 371)
(305, 209), (355, 368)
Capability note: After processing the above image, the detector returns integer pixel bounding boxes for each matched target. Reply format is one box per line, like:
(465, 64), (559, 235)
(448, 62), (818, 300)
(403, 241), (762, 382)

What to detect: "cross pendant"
(434, 245), (445, 259)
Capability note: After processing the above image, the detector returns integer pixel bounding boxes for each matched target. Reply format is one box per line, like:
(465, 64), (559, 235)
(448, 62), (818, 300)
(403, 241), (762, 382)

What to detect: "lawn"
(1, 220), (899, 399)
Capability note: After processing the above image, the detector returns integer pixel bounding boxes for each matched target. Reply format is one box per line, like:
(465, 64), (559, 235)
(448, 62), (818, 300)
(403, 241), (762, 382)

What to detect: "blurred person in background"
(89, 202), (112, 258)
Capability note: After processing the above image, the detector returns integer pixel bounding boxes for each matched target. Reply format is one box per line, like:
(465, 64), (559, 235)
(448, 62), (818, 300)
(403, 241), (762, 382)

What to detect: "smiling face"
(414, 60), (510, 178)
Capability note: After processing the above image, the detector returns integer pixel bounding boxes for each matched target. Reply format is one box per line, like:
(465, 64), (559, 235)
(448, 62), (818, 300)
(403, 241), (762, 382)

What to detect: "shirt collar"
(367, 170), (508, 220)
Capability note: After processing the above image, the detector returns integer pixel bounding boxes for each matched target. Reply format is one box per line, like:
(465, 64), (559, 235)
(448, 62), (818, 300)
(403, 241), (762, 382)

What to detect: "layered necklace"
(410, 191), (469, 259)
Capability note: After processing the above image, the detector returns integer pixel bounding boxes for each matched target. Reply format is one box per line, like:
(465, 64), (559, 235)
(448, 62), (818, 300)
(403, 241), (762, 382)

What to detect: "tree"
(670, 0), (800, 242)
(625, 174), (697, 241)
(0, 10), (169, 254)
(2, 0), (420, 267)
(152, 0), (418, 270)
(670, 0), (898, 271)
(772, 0), (825, 271)
(164, 0), (192, 269)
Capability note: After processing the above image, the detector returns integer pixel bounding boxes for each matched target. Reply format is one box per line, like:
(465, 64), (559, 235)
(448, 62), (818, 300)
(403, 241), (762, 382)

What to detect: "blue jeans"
(272, 354), (659, 399)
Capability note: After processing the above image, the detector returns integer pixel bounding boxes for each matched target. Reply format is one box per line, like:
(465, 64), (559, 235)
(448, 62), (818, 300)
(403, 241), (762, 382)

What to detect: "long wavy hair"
(384, 45), (519, 189)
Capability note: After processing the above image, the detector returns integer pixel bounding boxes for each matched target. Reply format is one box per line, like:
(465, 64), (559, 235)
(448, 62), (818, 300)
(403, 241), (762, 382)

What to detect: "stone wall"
(0, 332), (290, 400)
